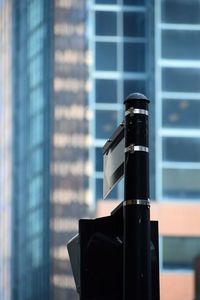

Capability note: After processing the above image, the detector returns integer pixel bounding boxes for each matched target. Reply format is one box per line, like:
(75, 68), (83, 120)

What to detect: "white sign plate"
(103, 125), (124, 199)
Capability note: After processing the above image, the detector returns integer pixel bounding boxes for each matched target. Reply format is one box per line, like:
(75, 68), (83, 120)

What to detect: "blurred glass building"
(0, 0), (200, 300)
(96, 1), (200, 300)
(156, 0), (200, 260)
(0, 0), (12, 300)
(12, 0), (89, 300)
(88, 0), (155, 203)
(156, 0), (200, 204)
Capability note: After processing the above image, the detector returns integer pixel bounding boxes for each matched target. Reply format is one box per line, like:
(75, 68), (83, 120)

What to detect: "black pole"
(194, 256), (200, 300)
(123, 93), (151, 300)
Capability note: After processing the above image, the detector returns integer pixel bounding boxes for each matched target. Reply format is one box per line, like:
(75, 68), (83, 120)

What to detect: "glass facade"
(90, 0), (200, 275)
(155, 0), (200, 202)
(12, 0), (89, 300)
(12, 0), (51, 299)
(0, 1), (12, 300)
(155, 0), (200, 273)
(51, 1), (89, 299)
(88, 0), (155, 203)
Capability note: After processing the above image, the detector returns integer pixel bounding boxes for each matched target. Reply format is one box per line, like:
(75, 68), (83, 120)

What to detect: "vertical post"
(123, 93), (151, 300)
(194, 256), (200, 300)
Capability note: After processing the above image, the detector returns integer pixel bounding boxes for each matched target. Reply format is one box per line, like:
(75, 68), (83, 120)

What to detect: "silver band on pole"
(125, 107), (149, 117)
(125, 144), (149, 154)
(123, 199), (150, 206)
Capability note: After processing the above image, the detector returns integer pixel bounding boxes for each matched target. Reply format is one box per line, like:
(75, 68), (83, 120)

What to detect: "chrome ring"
(124, 145), (149, 153)
(123, 199), (150, 206)
(125, 108), (149, 117)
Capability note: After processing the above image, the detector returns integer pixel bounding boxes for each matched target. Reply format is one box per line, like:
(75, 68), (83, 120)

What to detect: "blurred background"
(1, 0), (200, 299)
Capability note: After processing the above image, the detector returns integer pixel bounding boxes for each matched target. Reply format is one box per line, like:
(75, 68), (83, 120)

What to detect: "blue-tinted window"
(27, 209), (43, 236)
(28, 175), (43, 208)
(124, 79), (146, 98)
(29, 86), (45, 115)
(96, 147), (103, 172)
(163, 99), (200, 128)
(123, 0), (145, 4)
(28, 0), (44, 31)
(19, 10), (27, 44)
(96, 79), (117, 103)
(162, 0), (200, 24)
(28, 26), (45, 58)
(124, 42), (145, 72)
(95, 0), (117, 3)
(162, 68), (200, 93)
(96, 42), (117, 71)
(29, 148), (43, 176)
(96, 178), (103, 200)
(162, 30), (200, 60)
(95, 110), (118, 139)
(163, 168), (200, 199)
(29, 55), (43, 88)
(29, 113), (44, 147)
(27, 236), (43, 268)
(32, 236), (43, 267)
(124, 12), (145, 37)
(163, 137), (200, 162)
(163, 236), (200, 269)
(96, 11), (117, 36)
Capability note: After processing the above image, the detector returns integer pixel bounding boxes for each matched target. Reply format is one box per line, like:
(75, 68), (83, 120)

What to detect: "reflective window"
(95, 110), (118, 139)
(123, 0), (145, 5)
(32, 236), (43, 267)
(29, 113), (44, 147)
(163, 168), (200, 199)
(162, 30), (200, 60)
(96, 147), (103, 172)
(18, 72), (27, 100)
(162, 68), (200, 93)
(163, 137), (200, 162)
(30, 148), (43, 176)
(124, 79), (146, 98)
(96, 11), (117, 36)
(95, 0), (117, 3)
(163, 236), (200, 269)
(96, 42), (117, 71)
(28, 26), (45, 58)
(163, 99), (200, 128)
(28, 0), (44, 31)
(27, 236), (43, 268)
(162, 0), (200, 24)
(29, 55), (43, 88)
(96, 79), (117, 103)
(29, 175), (43, 208)
(29, 86), (45, 115)
(19, 9), (27, 45)
(96, 178), (103, 200)
(124, 12), (145, 37)
(124, 42), (145, 72)
(27, 209), (43, 236)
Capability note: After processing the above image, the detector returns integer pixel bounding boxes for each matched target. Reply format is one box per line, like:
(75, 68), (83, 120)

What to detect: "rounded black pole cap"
(124, 92), (150, 104)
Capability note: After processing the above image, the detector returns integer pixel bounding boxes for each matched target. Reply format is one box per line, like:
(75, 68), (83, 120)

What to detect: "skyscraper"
(96, 1), (200, 300)
(155, 1), (200, 297)
(0, 0), (12, 299)
(5, 1), (200, 300)
(12, 0), (89, 299)
(88, 0), (155, 204)
(156, 0), (200, 204)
